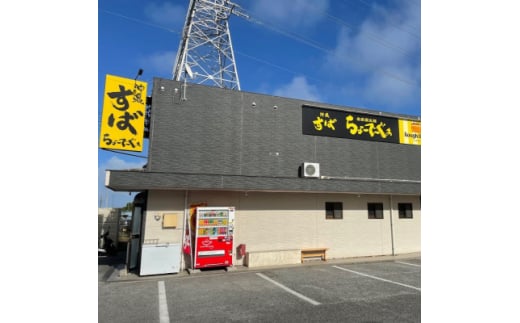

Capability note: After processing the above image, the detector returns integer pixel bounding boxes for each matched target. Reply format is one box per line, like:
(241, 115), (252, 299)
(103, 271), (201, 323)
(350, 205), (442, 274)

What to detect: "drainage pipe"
(389, 195), (395, 256)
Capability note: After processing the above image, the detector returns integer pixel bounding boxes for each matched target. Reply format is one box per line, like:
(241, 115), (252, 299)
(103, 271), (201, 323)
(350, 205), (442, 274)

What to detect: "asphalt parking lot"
(99, 255), (420, 323)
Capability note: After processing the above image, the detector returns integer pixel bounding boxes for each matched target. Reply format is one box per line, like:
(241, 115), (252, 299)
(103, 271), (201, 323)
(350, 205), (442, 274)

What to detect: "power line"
(244, 13), (419, 87)
(235, 51), (328, 84)
(99, 7), (326, 84)
(99, 4), (419, 87)
(324, 12), (416, 56)
(100, 9), (181, 34)
(345, 0), (420, 37)
(100, 148), (148, 159)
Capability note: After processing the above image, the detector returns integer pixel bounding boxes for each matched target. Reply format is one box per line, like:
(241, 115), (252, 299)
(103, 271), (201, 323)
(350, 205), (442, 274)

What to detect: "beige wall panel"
(236, 192), (318, 251)
(187, 190), (241, 208)
(391, 196), (421, 254)
(141, 190), (420, 267)
(235, 192), (397, 259)
(314, 194), (393, 258)
(142, 190), (185, 244)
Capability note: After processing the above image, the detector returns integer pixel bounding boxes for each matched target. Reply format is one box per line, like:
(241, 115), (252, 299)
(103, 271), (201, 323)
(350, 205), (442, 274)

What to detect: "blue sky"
(98, 0), (421, 207)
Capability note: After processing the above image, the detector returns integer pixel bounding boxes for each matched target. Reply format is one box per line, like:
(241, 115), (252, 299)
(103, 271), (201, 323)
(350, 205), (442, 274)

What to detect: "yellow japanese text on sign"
(99, 74), (147, 151)
(398, 120), (421, 145)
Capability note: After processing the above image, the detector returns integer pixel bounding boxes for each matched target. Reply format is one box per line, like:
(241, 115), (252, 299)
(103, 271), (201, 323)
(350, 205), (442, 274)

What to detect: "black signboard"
(302, 105), (399, 144)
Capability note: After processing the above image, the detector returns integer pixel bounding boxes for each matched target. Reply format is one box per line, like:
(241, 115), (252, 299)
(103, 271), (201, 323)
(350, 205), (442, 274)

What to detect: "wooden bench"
(301, 248), (328, 263)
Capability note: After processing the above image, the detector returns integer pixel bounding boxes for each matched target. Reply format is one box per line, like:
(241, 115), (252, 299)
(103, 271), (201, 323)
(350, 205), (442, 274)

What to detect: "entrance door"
(128, 205), (143, 270)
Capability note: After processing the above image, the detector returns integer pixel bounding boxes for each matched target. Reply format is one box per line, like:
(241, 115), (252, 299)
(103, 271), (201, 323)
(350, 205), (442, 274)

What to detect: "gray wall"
(147, 78), (420, 183)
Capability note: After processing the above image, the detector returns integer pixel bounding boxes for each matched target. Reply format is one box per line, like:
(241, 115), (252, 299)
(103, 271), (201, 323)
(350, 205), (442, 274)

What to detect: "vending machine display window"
(193, 207), (235, 269)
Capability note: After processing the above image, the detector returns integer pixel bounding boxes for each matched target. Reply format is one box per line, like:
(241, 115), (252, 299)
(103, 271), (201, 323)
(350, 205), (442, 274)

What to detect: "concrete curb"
(106, 252), (420, 282)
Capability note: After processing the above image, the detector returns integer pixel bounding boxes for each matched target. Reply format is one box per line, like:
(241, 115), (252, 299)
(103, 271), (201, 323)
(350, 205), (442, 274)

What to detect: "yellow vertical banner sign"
(398, 119), (421, 145)
(99, 74), (148, 151)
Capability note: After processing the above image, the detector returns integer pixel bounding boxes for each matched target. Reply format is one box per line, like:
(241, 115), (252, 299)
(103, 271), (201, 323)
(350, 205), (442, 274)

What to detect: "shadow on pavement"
(98, 252), (125, 267)
(98, 251), (126, 282)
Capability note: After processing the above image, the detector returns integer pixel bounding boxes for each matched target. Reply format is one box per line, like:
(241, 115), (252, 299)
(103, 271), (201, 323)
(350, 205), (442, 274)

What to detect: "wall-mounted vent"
(302, 162), (320, 178)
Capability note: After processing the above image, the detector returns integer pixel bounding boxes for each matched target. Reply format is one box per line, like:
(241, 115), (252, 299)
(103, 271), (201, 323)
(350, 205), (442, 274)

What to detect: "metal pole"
(389, 195), (395, 256)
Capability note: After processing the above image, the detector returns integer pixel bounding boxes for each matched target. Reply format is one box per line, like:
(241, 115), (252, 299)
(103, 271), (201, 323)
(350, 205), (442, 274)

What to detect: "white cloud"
(273, 76), (321, 102)
(324, 0), (420, 110)
(139, 51), (176, 78)
(98, 156), (146, 208)
(139, 3), (185, 79)
(362, 65), (419, 108)
(144, 2), (186, 29)
(251, 0), (329, 29)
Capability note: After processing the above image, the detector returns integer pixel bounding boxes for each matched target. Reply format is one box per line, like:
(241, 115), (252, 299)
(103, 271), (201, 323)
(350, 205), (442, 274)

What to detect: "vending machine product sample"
(193, 207), (235, 269)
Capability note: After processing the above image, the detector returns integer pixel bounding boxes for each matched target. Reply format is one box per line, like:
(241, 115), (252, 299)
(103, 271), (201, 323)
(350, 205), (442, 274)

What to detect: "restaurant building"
(105, 77), (421, 275)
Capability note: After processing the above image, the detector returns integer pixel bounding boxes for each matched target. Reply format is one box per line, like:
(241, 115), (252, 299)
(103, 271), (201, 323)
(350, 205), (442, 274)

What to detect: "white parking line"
(332, 266), (421, 291)
(256, 273), (321, 306)
(396, 261), (421, 268)
(158, 281), (170, 323)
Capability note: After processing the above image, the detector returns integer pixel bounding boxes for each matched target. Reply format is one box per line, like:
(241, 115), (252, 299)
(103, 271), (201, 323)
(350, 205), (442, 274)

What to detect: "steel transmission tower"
(173, 0), (248, 90)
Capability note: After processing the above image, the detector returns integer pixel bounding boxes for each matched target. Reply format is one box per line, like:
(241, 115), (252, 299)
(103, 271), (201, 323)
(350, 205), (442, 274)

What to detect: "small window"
(368, 203), (384, 219)
(398, 203), (413, 219)
(325, 202), (343, 219)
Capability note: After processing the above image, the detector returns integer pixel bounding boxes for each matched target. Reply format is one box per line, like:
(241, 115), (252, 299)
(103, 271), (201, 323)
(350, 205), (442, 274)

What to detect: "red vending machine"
(193, 207), (235, 269)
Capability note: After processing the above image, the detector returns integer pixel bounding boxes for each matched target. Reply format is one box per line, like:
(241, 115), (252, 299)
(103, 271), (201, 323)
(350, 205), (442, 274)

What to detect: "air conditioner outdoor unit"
(302, 162), (320, 178)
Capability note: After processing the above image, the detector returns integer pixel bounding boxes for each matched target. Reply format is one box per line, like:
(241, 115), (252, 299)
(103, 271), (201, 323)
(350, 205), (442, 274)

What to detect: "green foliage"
(121, 202), (133, 212)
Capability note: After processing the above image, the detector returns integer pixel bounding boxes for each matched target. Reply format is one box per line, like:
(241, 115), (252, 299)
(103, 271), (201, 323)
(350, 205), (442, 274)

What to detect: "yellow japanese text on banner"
(99, 74), (147, 152)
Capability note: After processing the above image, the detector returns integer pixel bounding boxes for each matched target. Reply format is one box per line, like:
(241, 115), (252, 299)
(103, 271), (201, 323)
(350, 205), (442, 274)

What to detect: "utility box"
(238, 244), (246, 257)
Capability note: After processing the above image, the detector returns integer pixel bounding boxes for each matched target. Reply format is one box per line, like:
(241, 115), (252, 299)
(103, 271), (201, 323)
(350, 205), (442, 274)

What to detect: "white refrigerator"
(139, 243), (181, 276)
